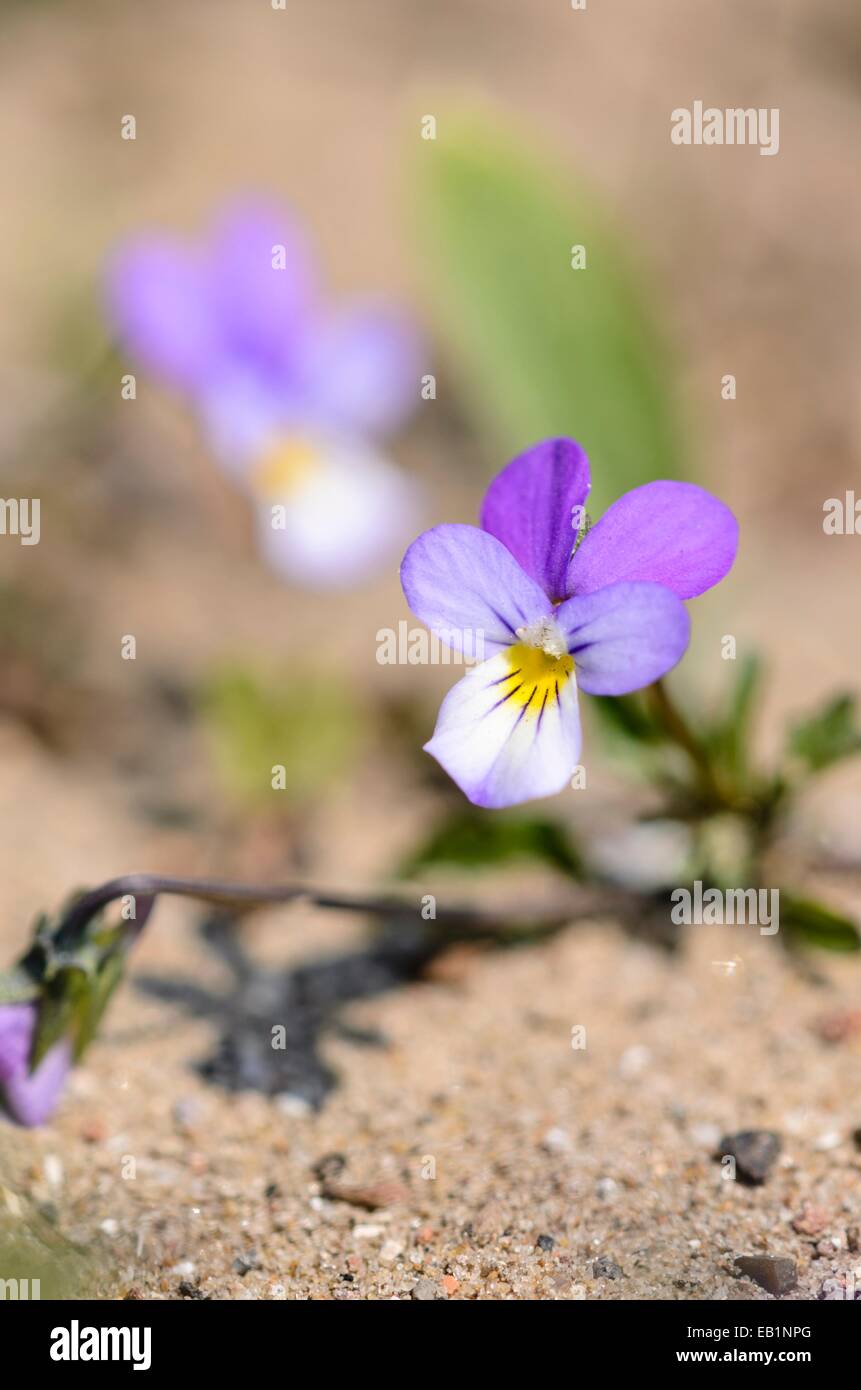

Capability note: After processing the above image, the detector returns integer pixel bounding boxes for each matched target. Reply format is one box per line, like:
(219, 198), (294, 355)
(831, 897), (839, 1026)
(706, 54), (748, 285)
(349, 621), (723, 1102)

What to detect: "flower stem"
(53, 872), (619, 952)
(647, 678), (728, 807)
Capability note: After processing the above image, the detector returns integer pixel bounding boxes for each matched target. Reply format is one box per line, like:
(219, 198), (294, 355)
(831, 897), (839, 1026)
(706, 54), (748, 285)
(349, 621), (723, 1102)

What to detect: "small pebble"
(380, 1239), (404, 1263)
(43, 1155), (63, 1188)
(542, 1127), (571, 1153)
(690, 1122), (721, 1149)
(441, 1275), (459, 1296)
(813, 1009), (861, 1044)
(595, 1177), (617, 1201)
(735, 1255), (796, 1296)
(719, 1130), (781, 1184)
(322, 1179), (410, 1210)
(276, 1094), (312, 1118)
(592, 1256), (623, 1280)
(791, 1204), (829, 1236)
(814, 1130), (842, 1152)
(176, 1280), (207, 1300)
(172, 1099), (201, 1130)
(536, 1233), (556, 1251)
(846, 1225), (860, 1253)
(411, 1277), (440, 1301)
(618, 1045), (651, 1080)
(818, 1273), (859, 1301)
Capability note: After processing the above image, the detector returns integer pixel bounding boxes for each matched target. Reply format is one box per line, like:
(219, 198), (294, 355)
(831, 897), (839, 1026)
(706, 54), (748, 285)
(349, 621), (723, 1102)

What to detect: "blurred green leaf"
(200, 664), (359, 808)
(781, 893), (861, 953)
(787, 693), (861, 774)
(0, 1212), (114, 1301)
(400, 807), (583, 880)
(412, 111), (686, 513)
(706, 653), (764, 781)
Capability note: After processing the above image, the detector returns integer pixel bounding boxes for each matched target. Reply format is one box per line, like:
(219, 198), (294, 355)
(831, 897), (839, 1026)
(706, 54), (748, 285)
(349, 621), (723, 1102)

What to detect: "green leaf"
(787, 693), (861, 774)
(781, 893), (861, 953)
(399, 808), (583, 880)
(412, 111), (687, 513)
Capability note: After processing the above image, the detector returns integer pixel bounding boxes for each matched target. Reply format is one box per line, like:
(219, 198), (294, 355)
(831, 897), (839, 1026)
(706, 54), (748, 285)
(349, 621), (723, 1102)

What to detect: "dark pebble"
(592, 1256), (623, 1280)
(735, 1256), (796, 1296)
(536, 1234), (556, 1251)
(176, 1281), (208, 1300)
(313, 1152), (347, 1183)
(719, 1130), (781, 1184)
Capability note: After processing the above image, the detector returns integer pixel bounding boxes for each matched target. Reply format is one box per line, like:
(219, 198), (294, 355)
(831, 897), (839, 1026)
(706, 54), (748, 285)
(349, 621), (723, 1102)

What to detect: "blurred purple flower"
(401, 438), (739, 808)
(0, 1003), (72, 1127)
(105, 197), (422, 587)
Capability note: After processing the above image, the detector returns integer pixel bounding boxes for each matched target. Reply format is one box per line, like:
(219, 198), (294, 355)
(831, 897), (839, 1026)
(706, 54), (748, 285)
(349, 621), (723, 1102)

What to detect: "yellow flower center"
(252, 438), (319, 497)
(494, 620), (574, 721)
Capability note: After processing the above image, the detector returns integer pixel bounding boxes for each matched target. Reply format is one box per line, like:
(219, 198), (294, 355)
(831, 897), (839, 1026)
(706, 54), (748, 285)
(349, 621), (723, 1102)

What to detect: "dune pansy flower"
(401, 438), (738, 808)
(105, 197), (421, 587)
(0, 1003), (72, 1127)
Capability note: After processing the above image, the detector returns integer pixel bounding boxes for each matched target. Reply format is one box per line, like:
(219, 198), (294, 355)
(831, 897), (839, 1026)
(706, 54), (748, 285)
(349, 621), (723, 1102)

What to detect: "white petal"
(426, 645), (582, 809)
(256, 437), (419, 588)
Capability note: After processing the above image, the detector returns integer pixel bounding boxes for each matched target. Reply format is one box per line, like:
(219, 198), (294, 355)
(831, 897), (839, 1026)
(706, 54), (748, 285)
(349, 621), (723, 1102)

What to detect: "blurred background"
(0, 0), (860, 1301)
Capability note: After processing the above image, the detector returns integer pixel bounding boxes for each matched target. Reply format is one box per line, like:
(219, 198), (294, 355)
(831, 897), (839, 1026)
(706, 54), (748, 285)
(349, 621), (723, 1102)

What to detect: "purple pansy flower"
(0, 1003), (72, 1127)
(104, 196), (421, 587)
(401, 438), (739, 809)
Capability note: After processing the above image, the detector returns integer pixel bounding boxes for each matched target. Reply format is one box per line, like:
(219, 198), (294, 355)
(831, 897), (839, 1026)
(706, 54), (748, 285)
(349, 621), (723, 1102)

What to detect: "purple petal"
(2, 1039), (72, 1128)
(104, 235), (221, 390)
(567, 481), (739, 599)
(480, 438), (591, 601)
(425, 648), (582, 808)
(401, 524), (551, 657)
(0, 1003), (36, 1084)
(557, 581), (691, 695)
(299, 305), (422, 437)
(208, 196), (316, 376)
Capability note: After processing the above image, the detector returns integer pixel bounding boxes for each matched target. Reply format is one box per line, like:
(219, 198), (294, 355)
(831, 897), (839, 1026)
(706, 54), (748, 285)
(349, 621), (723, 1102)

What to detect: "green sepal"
(11, 896), (130, 1069)
(0, 966), (41, 1004)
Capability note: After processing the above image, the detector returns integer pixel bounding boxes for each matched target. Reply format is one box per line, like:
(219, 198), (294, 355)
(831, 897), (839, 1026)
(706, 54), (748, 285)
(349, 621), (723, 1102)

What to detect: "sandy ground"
(0, 0), (860, 1301)
(2, 886), (861, 1301)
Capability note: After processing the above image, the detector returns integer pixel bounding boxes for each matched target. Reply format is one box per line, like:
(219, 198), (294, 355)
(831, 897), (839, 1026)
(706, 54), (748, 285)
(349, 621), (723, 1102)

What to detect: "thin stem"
(648, 678), (728, 806)
(53, 872), (622, 952)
